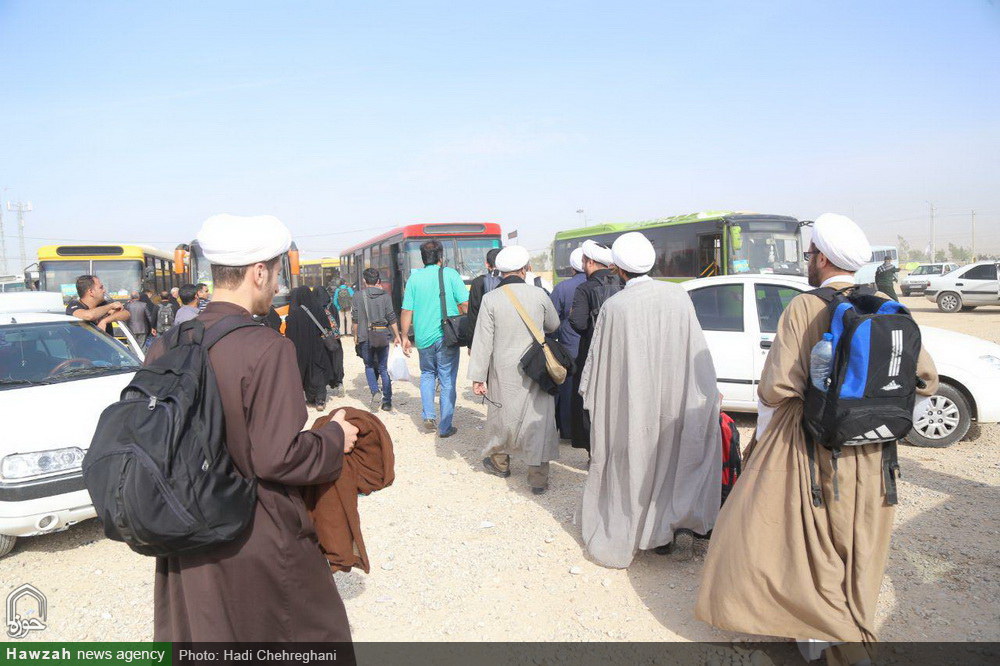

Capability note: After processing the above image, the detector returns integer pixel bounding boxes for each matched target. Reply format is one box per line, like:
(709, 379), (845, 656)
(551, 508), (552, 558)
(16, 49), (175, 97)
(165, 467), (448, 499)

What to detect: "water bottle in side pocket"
(810, 333), (834, 392)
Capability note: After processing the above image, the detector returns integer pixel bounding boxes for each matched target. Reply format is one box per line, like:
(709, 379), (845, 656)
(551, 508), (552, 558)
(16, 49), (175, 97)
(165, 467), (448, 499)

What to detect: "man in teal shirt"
(400, 240), (469, 437)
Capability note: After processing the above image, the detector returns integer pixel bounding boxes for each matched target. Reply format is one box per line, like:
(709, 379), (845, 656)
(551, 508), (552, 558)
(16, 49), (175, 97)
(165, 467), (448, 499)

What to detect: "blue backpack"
(802, 285), (922, 507)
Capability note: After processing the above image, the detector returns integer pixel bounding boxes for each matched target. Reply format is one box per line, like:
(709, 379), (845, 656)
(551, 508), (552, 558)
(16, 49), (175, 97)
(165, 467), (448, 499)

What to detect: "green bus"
(552, 211), (804, 282)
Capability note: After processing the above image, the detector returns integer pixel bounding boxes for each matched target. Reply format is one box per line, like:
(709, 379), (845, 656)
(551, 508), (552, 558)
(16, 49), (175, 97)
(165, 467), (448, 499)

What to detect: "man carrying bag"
(469, 246), (562, 495)
(353, 268), (402, 412)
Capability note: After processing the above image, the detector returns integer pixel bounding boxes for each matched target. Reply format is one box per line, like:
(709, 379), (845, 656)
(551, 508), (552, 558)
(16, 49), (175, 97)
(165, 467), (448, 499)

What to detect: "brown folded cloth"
(303, 406), (395, 573)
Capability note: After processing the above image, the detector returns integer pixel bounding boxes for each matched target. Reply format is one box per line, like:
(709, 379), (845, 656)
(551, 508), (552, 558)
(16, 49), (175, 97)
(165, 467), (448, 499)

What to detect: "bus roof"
(300, 257), (341, 267)
(37, 244), (175, 261)
(553, 211), (799, 241)
(340, 222), (503, 255)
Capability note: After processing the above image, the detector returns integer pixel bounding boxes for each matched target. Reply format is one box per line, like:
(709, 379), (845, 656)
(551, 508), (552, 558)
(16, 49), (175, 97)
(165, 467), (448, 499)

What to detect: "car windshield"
(911, 265), (940, 276)
(730, 221), (803, 275)
(0, 321), (141, 389)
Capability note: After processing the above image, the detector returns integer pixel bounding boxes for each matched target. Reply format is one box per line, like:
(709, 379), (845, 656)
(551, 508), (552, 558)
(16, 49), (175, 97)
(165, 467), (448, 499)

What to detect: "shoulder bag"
(501, 285), (573, 395)
(439, 268), (471, 348)
(301, 305), (340, 352)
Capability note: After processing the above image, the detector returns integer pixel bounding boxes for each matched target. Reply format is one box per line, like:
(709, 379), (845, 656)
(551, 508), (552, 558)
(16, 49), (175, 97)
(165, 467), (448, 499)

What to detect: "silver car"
(900, 263), (959, 296)
(924, 261), (1000, 312)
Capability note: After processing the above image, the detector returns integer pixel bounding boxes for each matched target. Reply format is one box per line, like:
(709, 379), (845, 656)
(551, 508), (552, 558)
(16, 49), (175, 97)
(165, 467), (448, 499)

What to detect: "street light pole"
(971, 210), (976, 261)
(576, 209), (587, 227)
(926, 201), (936, 261)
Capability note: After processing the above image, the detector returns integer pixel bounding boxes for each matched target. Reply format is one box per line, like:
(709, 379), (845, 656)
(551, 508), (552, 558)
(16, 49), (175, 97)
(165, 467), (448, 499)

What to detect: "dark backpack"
(720, 412), (742, 505)
(82, 316), (259, 557)
(156, 302), (175, 332)
(589, 273), (622, 325)
(336, 288), (353, 310)
(802, 286), (921, 507)
(483, 273), (501, 294)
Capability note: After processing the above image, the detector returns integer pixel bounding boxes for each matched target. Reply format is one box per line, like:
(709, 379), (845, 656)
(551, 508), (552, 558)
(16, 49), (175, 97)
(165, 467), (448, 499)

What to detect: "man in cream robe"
(581, 232), (722, 568)
(469, 246), (561, 493)
(696, 214), (938, 665)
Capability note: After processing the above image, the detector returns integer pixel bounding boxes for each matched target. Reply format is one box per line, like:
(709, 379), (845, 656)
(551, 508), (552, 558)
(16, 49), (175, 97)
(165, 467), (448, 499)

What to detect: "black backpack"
(589, 273), (622, 325)
(156, 302), (175, 332)
(802, 286), (921, 507)
(82, 316), (259, 557)
(483, 273), (501, 294)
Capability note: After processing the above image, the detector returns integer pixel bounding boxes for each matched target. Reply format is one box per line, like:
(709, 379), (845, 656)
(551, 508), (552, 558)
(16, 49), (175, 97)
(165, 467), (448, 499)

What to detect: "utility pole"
(6, 200), (32, 272)
(926, 202), (936, 261)
(0, 187), (7, 275)
(971, 209), (976, 261)
(576, 209), (588, 227)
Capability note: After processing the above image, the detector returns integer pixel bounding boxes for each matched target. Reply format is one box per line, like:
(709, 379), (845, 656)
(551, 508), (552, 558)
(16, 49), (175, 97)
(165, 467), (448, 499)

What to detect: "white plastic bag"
(388, 345), (412, 382)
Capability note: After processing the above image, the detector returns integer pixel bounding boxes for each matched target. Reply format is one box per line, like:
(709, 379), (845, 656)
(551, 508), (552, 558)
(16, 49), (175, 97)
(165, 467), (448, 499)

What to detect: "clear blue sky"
(1, 0), (998, 267)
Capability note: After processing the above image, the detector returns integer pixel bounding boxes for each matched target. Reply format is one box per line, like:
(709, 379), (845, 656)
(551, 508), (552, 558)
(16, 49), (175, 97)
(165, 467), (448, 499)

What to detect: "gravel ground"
(4, 295), (998, 643)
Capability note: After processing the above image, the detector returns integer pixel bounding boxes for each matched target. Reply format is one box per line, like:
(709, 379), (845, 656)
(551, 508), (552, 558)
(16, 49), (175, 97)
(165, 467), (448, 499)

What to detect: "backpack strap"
(203, 315), (264, 349)
(882, 441), (900, 506)
(805, 437), (824, 507)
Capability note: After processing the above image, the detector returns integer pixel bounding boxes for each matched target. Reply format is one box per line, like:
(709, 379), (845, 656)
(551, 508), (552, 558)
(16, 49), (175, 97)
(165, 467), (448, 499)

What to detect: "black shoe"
(381, 401), (392, 412)
(370, 390), (382, 412)
(655, 529), (695, 561)
(423, 419), (437, 432)
(531, 486), (546, 495)
(482, 457), (511, 478)
(439, 426), (458, 438)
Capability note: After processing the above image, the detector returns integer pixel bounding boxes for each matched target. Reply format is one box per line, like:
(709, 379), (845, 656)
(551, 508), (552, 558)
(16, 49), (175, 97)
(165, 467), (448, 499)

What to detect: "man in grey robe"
(469, 245), (561, 494)
(580, 232), (722, 568)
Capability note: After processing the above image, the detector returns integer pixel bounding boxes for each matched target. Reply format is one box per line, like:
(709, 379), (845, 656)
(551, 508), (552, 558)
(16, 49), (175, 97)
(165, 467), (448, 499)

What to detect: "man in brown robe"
(696, 214), (938, 664)
(148, 214), (359, 642)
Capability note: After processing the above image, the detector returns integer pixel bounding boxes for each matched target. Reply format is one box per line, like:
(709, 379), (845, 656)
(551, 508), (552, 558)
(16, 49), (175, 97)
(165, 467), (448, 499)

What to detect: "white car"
(900, 263), (959, 296)
(923, 261), (1000, 312)
(682, 274), (1000, 448)
(0, 292), (144, 557)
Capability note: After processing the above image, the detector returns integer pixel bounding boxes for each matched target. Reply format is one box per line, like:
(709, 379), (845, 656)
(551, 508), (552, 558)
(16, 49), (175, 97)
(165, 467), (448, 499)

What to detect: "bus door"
(389, 243), (404, 313)
(698, 234), (722, 277)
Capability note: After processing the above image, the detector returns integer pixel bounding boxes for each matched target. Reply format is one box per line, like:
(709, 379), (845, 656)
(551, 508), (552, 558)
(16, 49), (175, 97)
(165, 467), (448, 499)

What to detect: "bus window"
(729, 220), (802, 275)
(40, 260), (89, 302)
(96, 261), (144, 300)
(403, 238), (501, 282)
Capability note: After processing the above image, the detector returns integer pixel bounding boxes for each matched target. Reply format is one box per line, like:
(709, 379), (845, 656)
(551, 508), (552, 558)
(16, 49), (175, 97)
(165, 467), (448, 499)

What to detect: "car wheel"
(0, 534), (15, 558)
(904, 383), (971, 448)
(936, 291), (962, 313)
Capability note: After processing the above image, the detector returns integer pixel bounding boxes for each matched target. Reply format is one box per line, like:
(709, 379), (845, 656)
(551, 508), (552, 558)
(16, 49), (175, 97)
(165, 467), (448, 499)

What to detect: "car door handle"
(760, 340), (772, 349)
(955, 283), (964, 286)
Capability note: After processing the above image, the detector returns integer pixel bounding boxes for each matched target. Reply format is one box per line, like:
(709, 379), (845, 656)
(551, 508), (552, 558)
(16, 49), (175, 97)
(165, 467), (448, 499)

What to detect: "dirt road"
(4, 296), (997, 642)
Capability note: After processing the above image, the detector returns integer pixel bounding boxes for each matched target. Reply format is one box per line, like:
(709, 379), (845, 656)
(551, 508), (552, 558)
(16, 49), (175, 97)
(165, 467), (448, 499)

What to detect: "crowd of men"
(73, 213), (937, 664)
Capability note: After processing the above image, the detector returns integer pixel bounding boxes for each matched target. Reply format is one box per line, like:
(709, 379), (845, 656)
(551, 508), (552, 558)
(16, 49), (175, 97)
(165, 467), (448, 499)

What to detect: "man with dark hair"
(195, 283), (211, 311)
(173, 283), (201, 325)
(125, 290), (154, 348)
(353, 268), (401, 411)
(147, 213), (356, 643)
(400, 239), (469, 437)
(66, 274), (129, 335)
(466, 246), (502, 347)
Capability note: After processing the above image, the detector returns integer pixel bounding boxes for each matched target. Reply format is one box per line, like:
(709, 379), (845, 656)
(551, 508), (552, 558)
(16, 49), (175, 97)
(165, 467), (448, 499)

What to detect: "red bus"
(340, 223), (503, 313)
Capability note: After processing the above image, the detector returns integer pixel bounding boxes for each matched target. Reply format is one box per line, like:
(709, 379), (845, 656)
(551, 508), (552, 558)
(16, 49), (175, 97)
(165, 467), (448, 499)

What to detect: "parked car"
(900, 262), (960, 296)
(681, 274), (1000, 448)
(0, 292), (144, 557)
(924, 261), (1000, 312)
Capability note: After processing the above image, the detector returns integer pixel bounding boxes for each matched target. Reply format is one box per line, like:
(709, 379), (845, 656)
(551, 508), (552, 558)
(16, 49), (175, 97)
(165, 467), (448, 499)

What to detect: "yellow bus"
(174, 239), (301, 318)
(299, 257), (341, 289)
(37, 244), (180, 303)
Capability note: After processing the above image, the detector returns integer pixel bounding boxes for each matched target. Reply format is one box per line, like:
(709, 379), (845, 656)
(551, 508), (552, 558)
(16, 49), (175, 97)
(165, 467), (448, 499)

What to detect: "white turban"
(196, 214), (292, 266)
(495, 245), (530, 273)
(570, 247), (585, 273)
(812, 213), (871, 272)
(581, 239), (614, 266)
(612, 232), (656, 274)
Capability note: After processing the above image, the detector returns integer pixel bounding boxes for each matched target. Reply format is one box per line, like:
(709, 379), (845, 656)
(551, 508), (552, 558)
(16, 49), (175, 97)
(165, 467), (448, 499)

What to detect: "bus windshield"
(405, 238), (501, 282)
(729, 221), (803, 276)
(41, 260), (143, 302)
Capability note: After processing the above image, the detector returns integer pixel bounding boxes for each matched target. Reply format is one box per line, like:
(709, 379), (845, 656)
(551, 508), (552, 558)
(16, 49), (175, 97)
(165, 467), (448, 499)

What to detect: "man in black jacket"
(568, 240), (624, 452)
(353, 268), (402, 412)
(465, 247), (502, 348)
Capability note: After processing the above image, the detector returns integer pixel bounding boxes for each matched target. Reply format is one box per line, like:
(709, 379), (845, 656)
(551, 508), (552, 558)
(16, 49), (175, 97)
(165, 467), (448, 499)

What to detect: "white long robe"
(468, 281), (560, 466)
(580, 278), (722, 568)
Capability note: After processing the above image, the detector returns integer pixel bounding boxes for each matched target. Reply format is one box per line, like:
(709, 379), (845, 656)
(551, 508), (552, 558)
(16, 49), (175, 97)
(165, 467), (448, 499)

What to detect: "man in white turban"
(568, 239), (623, 452)
(580, 231), (722, 567)
(469, 245), (561, 493)
(148, 213), (358, 642)
(697, 215), (938, 664)
(548, 246), (587, 439)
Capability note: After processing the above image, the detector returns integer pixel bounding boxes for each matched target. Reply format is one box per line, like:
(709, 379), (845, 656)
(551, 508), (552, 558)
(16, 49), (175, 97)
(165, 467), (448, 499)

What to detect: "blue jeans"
(417, 338), (460, 434)
(360, 341), (391, 400)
